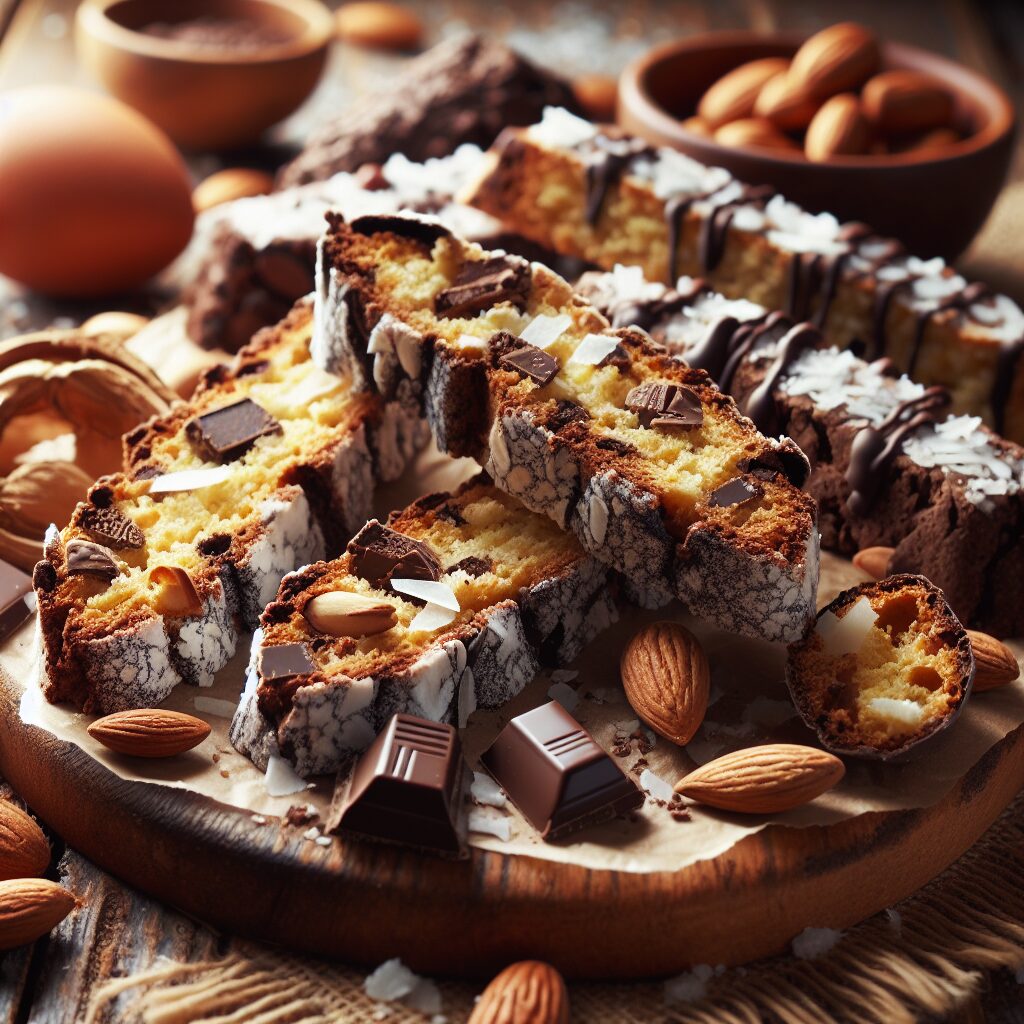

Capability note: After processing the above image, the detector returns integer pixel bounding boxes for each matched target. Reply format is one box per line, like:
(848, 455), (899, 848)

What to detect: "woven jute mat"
(86, 795), (1024, 1024)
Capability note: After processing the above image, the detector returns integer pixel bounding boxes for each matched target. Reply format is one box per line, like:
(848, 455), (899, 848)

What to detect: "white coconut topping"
(867, 697), (926, 728)
(519, 313), (572, 350)
(640, 768), (676, 803)
(264, 752), (309, 797)
(390, 579), (459, 610)
(547, 680), (580, 711)
(528, 106), (600, 149)
(470, 771), (506, 808)
(569, 333), (622, 366)
(409, 603), (458, 633)
(467, 808), (512, 841)
(147, 466), (232, 494)
(816, 597), (877, 658)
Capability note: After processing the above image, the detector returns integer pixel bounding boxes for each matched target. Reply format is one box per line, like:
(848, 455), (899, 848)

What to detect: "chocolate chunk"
(32, 559), (57, 594)
(77, 505), (144, 550)
(350, 213), (451, 248)
(435, 255), (531, 319)
(499, 346), (559, 386)
(197, 534), (232, 557)
(328, 713), (465, 856)
(0, 559), (35, 642)
(186, 398), (282, 464)
(625, 382), (703, 430)
(447, 555), (492, 578)
(481, 701), (643, 841)
(744, 441), (812, 489)
(600, 343), (631, 371)
(708, 477), (762, 509)
(258, 643), (315, 683)
(354, 162), (390, 190)
(547, 400), (590, 431)
(347, 521), (442, 590)
(65, 540), (119, 582)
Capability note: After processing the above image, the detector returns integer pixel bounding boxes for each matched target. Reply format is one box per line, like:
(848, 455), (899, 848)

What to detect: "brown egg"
(0, 86), (194, 297)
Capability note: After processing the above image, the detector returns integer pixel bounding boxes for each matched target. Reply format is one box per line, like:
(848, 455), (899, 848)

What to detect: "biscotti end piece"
(787, 575), (973, 759)
(230, 476), (616, 777)
(314, 213), (819, 643)
(277, 34), (578, 188)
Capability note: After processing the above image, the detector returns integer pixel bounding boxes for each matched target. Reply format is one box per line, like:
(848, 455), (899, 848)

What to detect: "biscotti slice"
(580, 265), (1024, 637)
(313, 214), (819, 643)
(464, 108), (1024, 443)
(230, 476), (616, 776)
(185, 146), (507, 352)
(787, 575), (974, 760)
(34, 300), (426, 714)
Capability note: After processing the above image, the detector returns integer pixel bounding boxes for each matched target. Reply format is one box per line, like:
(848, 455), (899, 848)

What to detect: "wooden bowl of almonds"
(618, 23), (1015, 259)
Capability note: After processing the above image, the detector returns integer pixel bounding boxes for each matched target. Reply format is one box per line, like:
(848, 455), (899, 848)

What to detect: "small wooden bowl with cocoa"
(618, 23), (1015, 259)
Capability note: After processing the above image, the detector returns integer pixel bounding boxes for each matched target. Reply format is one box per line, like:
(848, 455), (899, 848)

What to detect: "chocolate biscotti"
(277, 34), (578, 188)
(230, 476), (616, 776)
(186, 146), (506, 352)
(580, 266), (1024, 637)
(313, 213), (819, 643)
(464, 108), (1024, 443)
(34, 300), (426, 715)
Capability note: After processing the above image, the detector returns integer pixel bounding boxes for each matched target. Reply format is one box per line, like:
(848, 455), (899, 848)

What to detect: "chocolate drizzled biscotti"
(34, 300), (427, 715)
(313, 214), (819, 643)
(187, 146), (506, 352)
(230, 476), (616, 776)
(580, 266), (1024, 637)
(464, 108), (1024, 443)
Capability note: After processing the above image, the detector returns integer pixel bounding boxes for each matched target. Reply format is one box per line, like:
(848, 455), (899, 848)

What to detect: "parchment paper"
(10, 446), (1024, 874)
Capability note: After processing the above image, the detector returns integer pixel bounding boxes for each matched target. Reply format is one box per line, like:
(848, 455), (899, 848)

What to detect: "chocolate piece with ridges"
(436, 255), (531, 319)
(625, 382), (703, 430)
(259, 643), (315, 683)
(708, 476), (762, 508)
(185, 398), (282, 464)
(77, 505), (144, 550)
(499, 346), (560, 386)
(481, 700), (643, 840)
(65, 540), (119, 582)
(327, 713), (466, 856)
(347, 520), (442, 589)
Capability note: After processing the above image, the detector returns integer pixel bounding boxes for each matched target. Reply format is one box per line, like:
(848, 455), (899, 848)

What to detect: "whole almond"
(862, 70), (955, 137)
(789, 22), (880, 100)
(676, 743), (845, 813)
(805, 93), (870, 161)
(852, 546), (894, 579)
(895, 127), (962, 155)
(0, 878), (78, 951)
(621, 621), (709, 745)
(754, 71), (819, 132)
(968, 630), (1020, 692)
(149, 566), (204, 618)
(697, 57), (789, 129)
(192, 168), (274, 213)
(304, 590), (397, 638)
(467, 960), (569, 1024)
(573, 74), (618, 122)
(88, 709), (211, 758)
(0, 803), (50, 882)
(335, 2), (423, 51)
(81, 311), (150, 336)
(680, 116), (713, 138)
(714, 118), (799, 152)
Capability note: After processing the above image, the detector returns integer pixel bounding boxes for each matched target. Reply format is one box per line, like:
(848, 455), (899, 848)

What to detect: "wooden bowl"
(618, 32), (1016, 259)
(75, 0), (333, 151)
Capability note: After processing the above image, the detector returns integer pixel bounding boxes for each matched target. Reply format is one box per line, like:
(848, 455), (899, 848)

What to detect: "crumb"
(632, 729), (654, 755)
(630, 756), (650, 776)
(611, 737), (632, 758)
(286, 804), (319, 827)
(250, 814), (267, 826)
(219, 769), (230, 779)
(212, 752), (221, 763)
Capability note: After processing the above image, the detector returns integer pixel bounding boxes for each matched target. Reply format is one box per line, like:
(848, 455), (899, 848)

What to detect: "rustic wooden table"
(2, 1), (1024, 1020)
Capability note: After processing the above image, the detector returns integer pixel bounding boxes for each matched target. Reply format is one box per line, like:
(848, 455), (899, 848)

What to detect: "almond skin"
(88, 709), (211, 758)
(573, 74), (618, 122)
(304, 590), (397, 638)
(81, 311), (150, 336)
(697, 57), (789, 129)
(895, 127), (962, 155)
(0, 878), (78, 951)
(805, 93), (870, 161)
(621, 621), (709, 745)
(754, 71), (819, 132)
(192, 168), (274, 213)
(852, 546), (895, 580)
(467, 960), (569, 1024)
(335, 2), (423, 51)
(789, 22), (880, 100)
(680, 116), (713, 137)
(675, 743), (845, 813)
(0, 802), (50, 882)
(968, 631), (1020, 692)
(862, 70), (955, 137)
(714, 118), (799, 152)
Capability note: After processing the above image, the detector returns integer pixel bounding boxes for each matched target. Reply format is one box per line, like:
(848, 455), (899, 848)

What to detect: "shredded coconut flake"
(264, 753), (308, 797)
(391, 578), (459, 610)
(547, 681), (580, 711)
(640, 768), (675, 803)
(148, 466), (232, 494)
(519, 313), (572, 350)
(528, 106), (599, 148)
(568, 333), (621, 365)
(792, 927), (843, 960)
(468, 809), (512, 841)
(867, 697), (925, 728)
(470, 772), (506, 808)
(409, 602), (458, 632)
(816, 597), (877, 657)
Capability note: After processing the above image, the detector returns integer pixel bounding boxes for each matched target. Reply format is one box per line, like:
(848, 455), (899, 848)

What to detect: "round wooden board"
(2, 667), (1023, 979)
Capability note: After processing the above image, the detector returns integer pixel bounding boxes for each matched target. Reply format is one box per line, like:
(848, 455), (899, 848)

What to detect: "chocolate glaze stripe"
(742, 323), (823, 435)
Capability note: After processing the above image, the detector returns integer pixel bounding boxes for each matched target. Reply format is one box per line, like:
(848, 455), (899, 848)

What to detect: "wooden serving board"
(1, 662), (1023, 979)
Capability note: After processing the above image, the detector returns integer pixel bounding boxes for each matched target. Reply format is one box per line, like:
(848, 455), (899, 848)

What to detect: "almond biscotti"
(230, 476), (616, 776)
(313, 214), (819, 644)
(578, 266), (1024, 637)
(33, 300), (426, 715)
(464, 108), (1024, 444)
